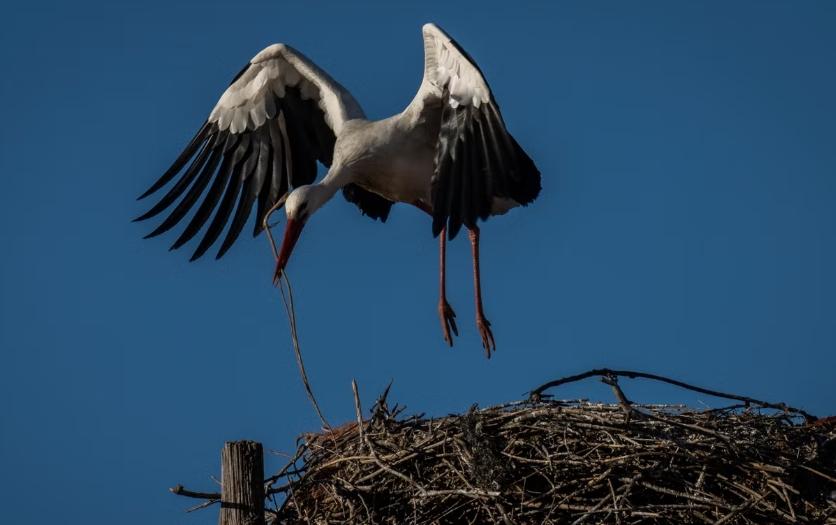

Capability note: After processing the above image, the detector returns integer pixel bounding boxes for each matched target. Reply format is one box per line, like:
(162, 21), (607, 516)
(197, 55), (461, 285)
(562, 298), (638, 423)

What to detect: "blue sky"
(2, 1), (835, 523)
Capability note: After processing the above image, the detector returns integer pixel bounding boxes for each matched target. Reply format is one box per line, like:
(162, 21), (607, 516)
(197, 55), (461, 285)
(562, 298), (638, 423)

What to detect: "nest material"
(268, 390), (836, 524)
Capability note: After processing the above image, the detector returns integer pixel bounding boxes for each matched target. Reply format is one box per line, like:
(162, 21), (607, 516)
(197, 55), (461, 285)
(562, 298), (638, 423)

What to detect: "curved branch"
(529, 368), (817, 423)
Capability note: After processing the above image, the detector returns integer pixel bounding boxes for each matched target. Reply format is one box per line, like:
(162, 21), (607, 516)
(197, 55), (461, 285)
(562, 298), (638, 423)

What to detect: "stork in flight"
(136, 23), (541, 357)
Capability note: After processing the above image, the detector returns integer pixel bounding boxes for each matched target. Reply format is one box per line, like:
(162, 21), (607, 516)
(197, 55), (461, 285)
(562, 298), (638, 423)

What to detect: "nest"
(265, 372), (836, 524)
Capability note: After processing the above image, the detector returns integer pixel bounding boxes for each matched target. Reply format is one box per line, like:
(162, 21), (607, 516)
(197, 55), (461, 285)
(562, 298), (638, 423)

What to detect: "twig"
(420, 489), (500, 498)
(714, 490), (768, 525)
(600, 374), (637, 424)
(797, 464), (836, 484)
(352, 379), (366, 444)
(278, 272), (331, 430)
(185, 499), (220, 513)
(169, 484), (221, 500)
(570, 491), (612, 525)
(261, 194), (289, 260)
(169, 484), (222, 513)
(262, 197), (331, 430)
(264, 445), (305, 488)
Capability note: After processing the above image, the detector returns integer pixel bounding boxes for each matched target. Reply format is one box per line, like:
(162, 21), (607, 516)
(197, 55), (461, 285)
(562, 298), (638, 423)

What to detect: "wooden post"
(218, 441), (265, 525)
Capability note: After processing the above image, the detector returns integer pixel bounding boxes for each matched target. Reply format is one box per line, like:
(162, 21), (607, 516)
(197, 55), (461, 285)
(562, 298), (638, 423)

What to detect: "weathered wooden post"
(218, 440), (265, 525)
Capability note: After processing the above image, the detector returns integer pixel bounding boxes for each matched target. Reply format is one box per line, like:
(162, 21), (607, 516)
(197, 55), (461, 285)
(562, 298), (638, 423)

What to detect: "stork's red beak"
(273, 218), (304, 285)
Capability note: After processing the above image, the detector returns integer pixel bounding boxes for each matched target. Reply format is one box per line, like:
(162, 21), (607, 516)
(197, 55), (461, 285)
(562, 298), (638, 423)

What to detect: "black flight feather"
(189, 138), (251, 261)
(138, 121), (211, 200)
(430, 81), (541, 239)
(217, 132), (269, 257)
(143, 143), (223, 239)
(170, 133), (248, 251)
(135, 137), (214, 223)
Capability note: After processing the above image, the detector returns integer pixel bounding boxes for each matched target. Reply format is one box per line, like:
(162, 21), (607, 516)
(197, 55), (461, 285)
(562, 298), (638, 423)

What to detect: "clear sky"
(2, 1), (835, 523)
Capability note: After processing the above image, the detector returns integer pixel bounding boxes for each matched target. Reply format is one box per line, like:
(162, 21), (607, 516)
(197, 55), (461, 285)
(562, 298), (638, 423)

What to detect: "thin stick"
(262, 195), (289, 260)
(352, 379), (366, 444)
(169, 485), (223, 513)
(796, 464), (836, 484)
(185, 499), (220, 513)
(263, 196), (330, 430)
(600, 374), (637, 424)
(278, 272), (330, 430)
(169, 485), (221, 500)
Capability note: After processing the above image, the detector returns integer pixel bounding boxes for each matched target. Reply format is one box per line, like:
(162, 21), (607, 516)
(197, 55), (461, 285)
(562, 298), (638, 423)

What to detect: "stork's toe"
(438, 300), (458, 347)
(476, 315), (495, 358)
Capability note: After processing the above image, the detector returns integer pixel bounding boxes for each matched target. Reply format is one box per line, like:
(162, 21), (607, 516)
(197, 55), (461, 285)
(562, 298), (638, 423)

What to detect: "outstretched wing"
(411, 24), (541, 240)
(136, 44), (365, 260)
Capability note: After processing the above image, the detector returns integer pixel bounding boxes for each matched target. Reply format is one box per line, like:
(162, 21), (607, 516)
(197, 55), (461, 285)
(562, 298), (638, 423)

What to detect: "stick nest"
(267, 388), (835, 523)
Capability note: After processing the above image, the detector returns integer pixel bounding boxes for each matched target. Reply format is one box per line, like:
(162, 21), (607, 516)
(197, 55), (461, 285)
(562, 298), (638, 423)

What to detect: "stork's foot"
(476, 314), (496, 358)
(438, 300), (458, 346)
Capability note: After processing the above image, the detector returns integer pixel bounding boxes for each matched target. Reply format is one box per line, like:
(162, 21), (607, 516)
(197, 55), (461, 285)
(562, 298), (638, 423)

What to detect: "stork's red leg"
(467, 226), (495, 357)
(438, 226), (458, 346)
(413, 201), (458, 346)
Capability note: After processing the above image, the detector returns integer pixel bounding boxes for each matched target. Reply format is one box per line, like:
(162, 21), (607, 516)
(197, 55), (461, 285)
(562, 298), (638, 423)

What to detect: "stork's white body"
(331, 112), (439, 206)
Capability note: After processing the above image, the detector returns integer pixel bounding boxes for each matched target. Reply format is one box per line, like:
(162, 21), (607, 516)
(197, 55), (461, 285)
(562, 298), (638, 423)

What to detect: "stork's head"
(274, 183), (336, 279)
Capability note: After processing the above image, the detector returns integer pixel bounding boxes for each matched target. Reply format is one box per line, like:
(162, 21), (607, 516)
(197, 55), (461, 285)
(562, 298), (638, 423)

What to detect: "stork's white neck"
(319, 167), (351, 193)
(308, 176), (341, 211)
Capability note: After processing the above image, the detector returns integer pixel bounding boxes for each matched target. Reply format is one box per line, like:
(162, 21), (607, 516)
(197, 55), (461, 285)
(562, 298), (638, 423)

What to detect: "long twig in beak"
(263, 194), (331, 431)
(278, 272), (331, 430)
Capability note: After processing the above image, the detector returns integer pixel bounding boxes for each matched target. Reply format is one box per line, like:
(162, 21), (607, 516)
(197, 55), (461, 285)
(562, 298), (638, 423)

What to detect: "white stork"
(136, 23), (541, 357)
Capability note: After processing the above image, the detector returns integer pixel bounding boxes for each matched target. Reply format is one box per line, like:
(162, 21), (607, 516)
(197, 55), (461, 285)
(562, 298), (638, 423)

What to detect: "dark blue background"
(2, 1), (834, 523)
